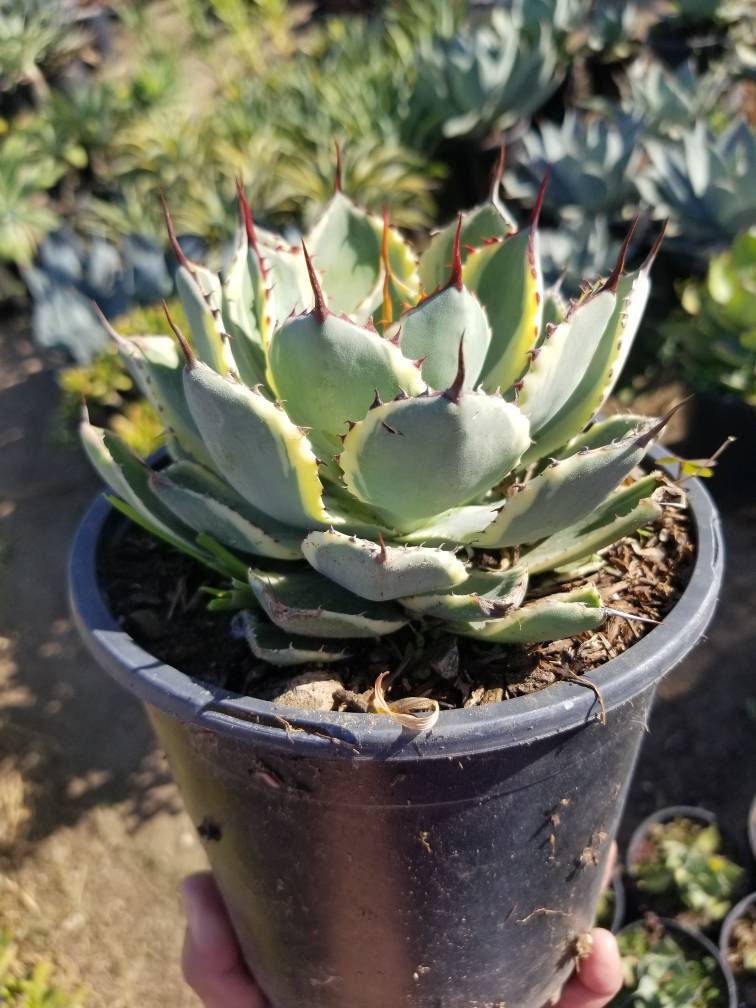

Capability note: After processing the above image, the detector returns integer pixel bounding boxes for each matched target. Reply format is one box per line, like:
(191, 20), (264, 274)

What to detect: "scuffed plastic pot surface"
(150, 691), (651, 1008)
(69, 462), (722, 1008)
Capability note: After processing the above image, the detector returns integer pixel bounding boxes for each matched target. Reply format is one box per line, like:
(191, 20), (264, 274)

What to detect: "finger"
(181, 872), (267, 1008)
(555, 929), (623, 1008)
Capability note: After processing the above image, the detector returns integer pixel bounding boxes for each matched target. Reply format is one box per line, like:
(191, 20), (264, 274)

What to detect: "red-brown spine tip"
(443, 335), (466, 404)
(603, 216), (639, 293)
(235, 177), (260, 257)
(158, 190), (190, 270)
(162, 299), (195, 366)
(490, 142), (506, 200)
(301, 241), (328, 322)
(449, 214), (464, 290)
(530, 169), (550, 230)
(635, 396), (694, 448)
(642, 219), (669, 273)
(334, 140), (343, 194)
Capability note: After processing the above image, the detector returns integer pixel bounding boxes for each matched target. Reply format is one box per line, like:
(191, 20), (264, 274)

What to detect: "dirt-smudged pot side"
(150, 687), (653, 1008)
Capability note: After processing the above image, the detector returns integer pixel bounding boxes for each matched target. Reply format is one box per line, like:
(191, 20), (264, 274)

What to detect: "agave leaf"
(175, 264), (232, 376)
(395, 279), (492, 392)
(260, 241), (313, 321)
(248, 568), (407, 638)
(401, 566), (528, 621)
(150, 462), (303, 560)
(238, 611), (349, 666)
(418, 201), (515, 293)
(521, 235), (657, 464)
(301, 529), (468, 602)
(520, 474), (662, 575)
(399, 502), (503, 545)
(305, 192), (384, 315)
(554, 414), (649, 459)
(474, 425), (656, 549)
(267, 303), (425, 441)
(221, 226), (269, 388)
(183, 359), (328, 529)
(80, 419), (191, 543)
(339, 387), (530, 530)
(463, 224), (543, 393)
(517, 288), (617, 441)
(453, 585), (605, 643)
(113, 333), (213, 468)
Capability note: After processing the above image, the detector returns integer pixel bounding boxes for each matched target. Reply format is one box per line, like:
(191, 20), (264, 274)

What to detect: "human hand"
(181, 873), (623, 1008)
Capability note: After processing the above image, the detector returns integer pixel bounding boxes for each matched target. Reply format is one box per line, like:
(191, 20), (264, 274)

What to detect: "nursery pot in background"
(626, 804), (749, 930)
(617, 917), (738, 1008)
(719, 892), (756, 1008)
(69, 466), (723, 1008)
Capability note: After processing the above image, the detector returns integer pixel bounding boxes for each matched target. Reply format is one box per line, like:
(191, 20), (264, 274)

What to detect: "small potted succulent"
(720, 892), (756, 1007)
(70, 166), (724, 1008)
(627, 807), (747, 931)
(610, 915), (737, 1007)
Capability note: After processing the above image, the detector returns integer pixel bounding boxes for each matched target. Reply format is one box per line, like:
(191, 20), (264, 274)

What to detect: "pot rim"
(69, 450), (723, 760)
(719, 891), (756, 961)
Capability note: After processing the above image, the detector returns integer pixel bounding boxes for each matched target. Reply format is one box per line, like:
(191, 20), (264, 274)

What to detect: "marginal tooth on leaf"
(602, 216), (639, 294)
(526, 347), (541, 362)
(301, 240), (329, 322)
(158, 190), (191, 270)
(449, 214), (464, 291)
(376, 531), (387, 564)
(544, 322), (557, 338)
(381, 421), (403, 435)
(635, 396), (693, 448)
(334, 139), (343, 193)
(443, 335), (466, 405)
(162, 299), (195, 366)
(370, 388), (383, 409)
(642, 219), (669, 272)
(393, 389), (408, 401)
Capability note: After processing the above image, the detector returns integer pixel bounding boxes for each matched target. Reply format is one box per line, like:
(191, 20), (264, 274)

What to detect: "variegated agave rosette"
(82, 166), (674, 693)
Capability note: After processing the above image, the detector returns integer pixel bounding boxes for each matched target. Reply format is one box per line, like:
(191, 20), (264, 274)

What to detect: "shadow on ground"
(0, 324), (180, 844)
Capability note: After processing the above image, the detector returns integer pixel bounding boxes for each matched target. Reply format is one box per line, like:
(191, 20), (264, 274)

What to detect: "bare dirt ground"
(1, 318), (754, 1006)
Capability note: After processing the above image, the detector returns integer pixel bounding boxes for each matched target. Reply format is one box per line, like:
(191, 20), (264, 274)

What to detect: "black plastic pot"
(69, 467), (723, 1008)
(627, 805), (748, 931)
(720, 892), (756, 1008)
(616, 917), (738, 1008)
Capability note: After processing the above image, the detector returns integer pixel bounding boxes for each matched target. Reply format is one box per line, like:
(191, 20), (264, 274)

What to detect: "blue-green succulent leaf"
(339, 388), (530, 530)
(401, 566), (528, 621)
(248, 568), (407, 638)
(453, 585), (605, 643)
(238, 611), (349, 666)
(301, 528), (468, 601)
(183, 359), (328, 528)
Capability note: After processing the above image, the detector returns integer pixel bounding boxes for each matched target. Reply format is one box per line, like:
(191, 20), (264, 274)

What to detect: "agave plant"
(82, 171), (670, 673)
(409, 8), (564, 141)
(506, 111), (643, 222)
(637, 121), (756, 262)
(618, 59), (729, 139)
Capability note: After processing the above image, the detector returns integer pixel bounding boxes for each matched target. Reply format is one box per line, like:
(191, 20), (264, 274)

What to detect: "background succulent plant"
(409, 7), (564, 141)
(637, 121), (756, 263)
(80, 174), (671, 670)
(660, 229), (756, 405)
(507, 111), (642, 223)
